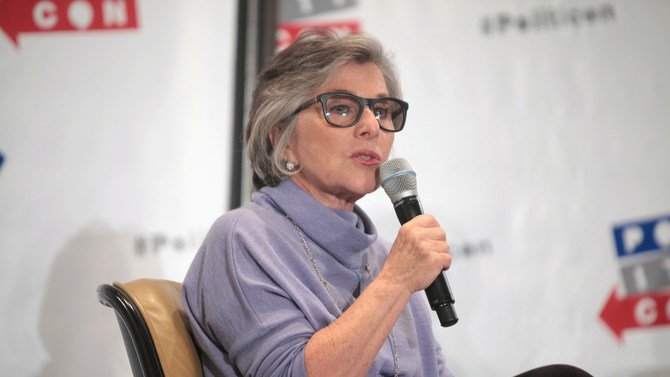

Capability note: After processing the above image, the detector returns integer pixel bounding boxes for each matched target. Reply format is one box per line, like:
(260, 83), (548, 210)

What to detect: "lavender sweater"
(182, 180), (452, 376)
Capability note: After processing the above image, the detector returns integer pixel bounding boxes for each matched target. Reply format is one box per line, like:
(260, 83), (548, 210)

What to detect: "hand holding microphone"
(381, 214), (450, 294)
(380, 158), (458, 327)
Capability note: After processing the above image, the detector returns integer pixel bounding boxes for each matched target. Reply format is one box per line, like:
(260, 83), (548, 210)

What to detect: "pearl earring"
(285, 161), (296, 171)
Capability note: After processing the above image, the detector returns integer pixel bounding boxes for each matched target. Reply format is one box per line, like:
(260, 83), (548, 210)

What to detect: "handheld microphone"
(380, 158), (458, 327)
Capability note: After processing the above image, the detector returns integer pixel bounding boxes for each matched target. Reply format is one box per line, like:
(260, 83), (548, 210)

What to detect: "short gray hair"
(245, 28), (402, 190)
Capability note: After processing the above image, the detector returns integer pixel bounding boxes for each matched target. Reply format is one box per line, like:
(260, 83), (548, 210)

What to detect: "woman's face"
(283, 62), (395, 211)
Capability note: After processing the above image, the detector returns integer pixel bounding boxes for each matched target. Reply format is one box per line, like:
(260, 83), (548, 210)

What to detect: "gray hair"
(245, 28), (402, 190)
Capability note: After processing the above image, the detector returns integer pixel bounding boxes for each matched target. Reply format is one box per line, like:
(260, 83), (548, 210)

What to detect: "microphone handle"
(394, 196), (459, 327)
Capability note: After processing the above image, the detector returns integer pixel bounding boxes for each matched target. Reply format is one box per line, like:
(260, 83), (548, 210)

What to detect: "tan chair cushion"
(115, 279), (203, 377)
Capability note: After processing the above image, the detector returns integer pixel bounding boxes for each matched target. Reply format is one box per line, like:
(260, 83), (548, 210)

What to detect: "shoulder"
(197, 192), (317, 268)
(206, 200), (279, 240)
(183, 201), (296, 299)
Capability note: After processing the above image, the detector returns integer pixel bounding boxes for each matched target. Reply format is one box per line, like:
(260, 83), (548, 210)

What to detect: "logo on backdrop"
(134, 230), (205, 257)
(600, 213), (670, 341)
(480, 3), (615, 36)
(279, 0), (357, 22)
(277, 21), (360, 52)
(0, 0), (139, 48)
(276, 0), (360, 52)
(450, 239), (493, 259)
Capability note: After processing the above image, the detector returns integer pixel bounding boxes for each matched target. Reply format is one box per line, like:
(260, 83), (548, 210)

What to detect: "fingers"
(403, 215), (446, 239)
(398, 216), (448, 254)
(381, 214), (452, 293)
(418, 239), (451, 270)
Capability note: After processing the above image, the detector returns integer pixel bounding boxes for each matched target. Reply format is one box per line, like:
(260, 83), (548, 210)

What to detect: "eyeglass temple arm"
(292, 97), (319, 116)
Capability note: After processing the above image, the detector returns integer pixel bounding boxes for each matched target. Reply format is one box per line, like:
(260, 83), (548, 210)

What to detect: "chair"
(97, 279), (203, 377)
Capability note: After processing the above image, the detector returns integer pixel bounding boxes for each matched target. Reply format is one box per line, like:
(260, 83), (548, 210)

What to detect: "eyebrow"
(325, 89), (391, 98)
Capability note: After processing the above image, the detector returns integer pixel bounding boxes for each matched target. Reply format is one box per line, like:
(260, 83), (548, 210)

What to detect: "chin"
(352, 182), (379, 198)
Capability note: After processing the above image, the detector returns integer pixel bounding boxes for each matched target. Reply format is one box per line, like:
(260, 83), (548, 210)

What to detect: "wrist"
(375, 268), (413, 298)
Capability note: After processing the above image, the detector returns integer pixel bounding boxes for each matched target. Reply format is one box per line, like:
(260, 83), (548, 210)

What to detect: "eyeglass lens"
(324, 94), (405, 131)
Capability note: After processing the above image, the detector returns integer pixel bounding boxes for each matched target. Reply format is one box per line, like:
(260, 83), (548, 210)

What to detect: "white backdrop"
(0, 1), (236, 376)
(352, 1), (670, 376)
(2, 0), (670, 376)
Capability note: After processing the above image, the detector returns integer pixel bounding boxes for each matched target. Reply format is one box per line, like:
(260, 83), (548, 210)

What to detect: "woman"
(182, 29), (453, 377)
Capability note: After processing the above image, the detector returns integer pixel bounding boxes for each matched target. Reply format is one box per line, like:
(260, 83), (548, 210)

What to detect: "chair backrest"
(98, 278), (203, 377)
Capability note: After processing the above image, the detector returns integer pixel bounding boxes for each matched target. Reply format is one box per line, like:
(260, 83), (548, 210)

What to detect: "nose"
(356, 106), (380, 137)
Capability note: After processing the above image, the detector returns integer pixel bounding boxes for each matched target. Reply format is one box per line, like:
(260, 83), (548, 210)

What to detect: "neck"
(289, 177), (359, 212)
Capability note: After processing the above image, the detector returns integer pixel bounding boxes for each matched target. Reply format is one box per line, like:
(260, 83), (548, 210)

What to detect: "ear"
(269, 124), (297, 163)
(268, 124), (282, 147)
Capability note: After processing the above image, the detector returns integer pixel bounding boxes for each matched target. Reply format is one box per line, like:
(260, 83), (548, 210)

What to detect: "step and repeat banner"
(1, 0), (669, 376)
(279, 0), (670, 376)
(0, 1), (235, 376)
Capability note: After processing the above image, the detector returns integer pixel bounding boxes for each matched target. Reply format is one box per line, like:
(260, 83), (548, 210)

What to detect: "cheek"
(292, 130), (330, 162)
(382, 134), (395, 157)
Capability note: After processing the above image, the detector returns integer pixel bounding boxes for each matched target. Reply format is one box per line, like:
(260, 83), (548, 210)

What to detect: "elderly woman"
(182, 29), (453, 377)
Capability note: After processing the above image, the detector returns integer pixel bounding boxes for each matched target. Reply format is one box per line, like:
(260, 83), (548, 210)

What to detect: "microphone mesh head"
(380, 158), (418, 203)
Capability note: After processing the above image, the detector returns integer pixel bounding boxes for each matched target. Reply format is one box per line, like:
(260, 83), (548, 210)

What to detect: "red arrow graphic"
(276, 20), (360, 52)
(600, 285), (670, 340)
(0, 0), (138, 47)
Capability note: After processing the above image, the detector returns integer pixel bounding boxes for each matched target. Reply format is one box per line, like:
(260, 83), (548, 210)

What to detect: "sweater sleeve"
(182, 212), (319, 377)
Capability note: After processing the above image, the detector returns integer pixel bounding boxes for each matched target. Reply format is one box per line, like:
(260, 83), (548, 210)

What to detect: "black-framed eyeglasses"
(292, 92), (409, 132)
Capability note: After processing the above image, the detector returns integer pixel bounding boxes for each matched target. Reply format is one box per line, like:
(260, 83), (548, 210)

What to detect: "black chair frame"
(97, 283), (165, 377)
